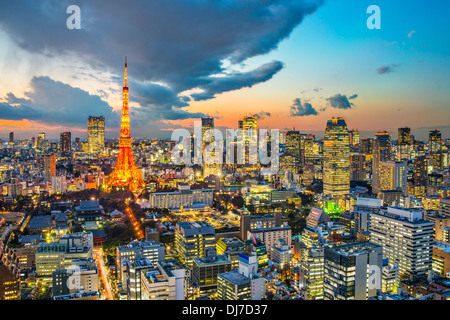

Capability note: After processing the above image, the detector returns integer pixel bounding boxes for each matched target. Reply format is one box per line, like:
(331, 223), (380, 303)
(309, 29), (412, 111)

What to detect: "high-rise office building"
(350, 154), (365, 182)
(397, 127), (412, 160)
(429, 129), (442, 153)
(302, 134), (315, 165)
(74, 137), (81, 152)
(378, 161), (407, 195)
(299, 246), (325, 300)
(60, 132), (71, 154)
(87, 116), (105, 154)
(242, 116), (258, 166)
(201, 117), (214, 150)
(429, 151), (444, 171)
(372, 131), (392, 194)
(323, 242), (383, 300)
(44, 154), (56, 181)
(201, 117), (222, 177)
(285, 130), (301, 166)
(361, 138), (373, 161)
(174, 221), (216, 267)
(369, 207), (433, 278)
(37, 132), (46, 149)
(323, 117), (350, 197)
(8, 132), (13, 144)
(414, 155), (428, 187)
(348, 129), (360, 146)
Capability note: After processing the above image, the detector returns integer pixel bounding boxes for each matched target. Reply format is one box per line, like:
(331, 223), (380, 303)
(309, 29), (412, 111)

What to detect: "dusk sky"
(0, 0), (449, 141)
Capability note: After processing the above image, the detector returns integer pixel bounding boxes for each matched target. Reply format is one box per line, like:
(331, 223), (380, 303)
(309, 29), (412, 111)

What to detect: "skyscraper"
(60, 132), (71, 154)
(350, 154), (365, 182)
(74, 137), (81, 152)
(37, 132), (46, 149)
(105, 58), (145, 194)
(379, 160), (407, 195)
(201, 117), (222, 177)
(242, 116), (258, 166)
(285, 130), (301, 166)
(372, 131), (392, 194)
(429, 129), (442, 153)
(201, 117), (214, 150)
(348, 129), (360, 147)
(414, 155), (428, 187)
(87, 116), (105, 154)
(44, 154), (56, 181)
(323, 117), (350, 197)
(8, 132), (13, 144)
(360, 138), (373, 161)
(397, 127), (412, 160)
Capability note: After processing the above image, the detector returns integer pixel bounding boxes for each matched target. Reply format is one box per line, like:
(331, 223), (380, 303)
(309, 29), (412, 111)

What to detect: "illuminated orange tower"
(105, 57), (145, 194)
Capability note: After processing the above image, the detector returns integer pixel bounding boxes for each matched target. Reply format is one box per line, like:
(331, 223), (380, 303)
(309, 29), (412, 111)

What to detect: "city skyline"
(0, 0), (449, 141)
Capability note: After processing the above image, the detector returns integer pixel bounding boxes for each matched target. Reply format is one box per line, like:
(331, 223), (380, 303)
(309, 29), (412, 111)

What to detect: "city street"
(94, 248), (114, 300)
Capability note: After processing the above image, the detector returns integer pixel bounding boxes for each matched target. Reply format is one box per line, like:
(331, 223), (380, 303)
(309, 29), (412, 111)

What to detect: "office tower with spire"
(105, 57), (145, 194)
(87, 116), (105, 154)
(323, 117), (350, 197)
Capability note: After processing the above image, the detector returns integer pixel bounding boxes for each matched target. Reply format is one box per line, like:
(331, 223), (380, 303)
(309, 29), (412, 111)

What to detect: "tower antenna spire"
(124, 55), (128, 87)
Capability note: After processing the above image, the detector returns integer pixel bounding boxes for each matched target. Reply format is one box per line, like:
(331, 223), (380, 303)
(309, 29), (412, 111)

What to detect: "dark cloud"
(326, 93), (357, 110)
(4, 93), (32, 105)
(377, 64), (400, 74)
(252, 111), (272, 120)
(289, 98), (318, 117)
(0, 76), (117, 126)
(0, 0), (324, 124)
(129, 80), (207, 122)
(191, 61), (283, 101)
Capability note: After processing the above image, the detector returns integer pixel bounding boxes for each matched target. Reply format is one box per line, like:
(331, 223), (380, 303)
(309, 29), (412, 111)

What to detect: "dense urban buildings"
(2, 111), (450, 301)
(0, 60), (449, 304)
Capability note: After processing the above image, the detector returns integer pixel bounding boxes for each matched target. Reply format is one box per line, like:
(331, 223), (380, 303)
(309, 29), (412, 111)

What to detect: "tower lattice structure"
(105, 57), (145, 194)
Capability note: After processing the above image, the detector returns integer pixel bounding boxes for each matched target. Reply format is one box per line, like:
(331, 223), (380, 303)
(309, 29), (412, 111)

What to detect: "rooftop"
(219, 271), (250, 285)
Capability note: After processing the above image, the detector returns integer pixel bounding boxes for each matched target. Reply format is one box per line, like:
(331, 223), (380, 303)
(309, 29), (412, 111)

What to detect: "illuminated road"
(126, 206), (144, 239)
(94, 248), (114, 300)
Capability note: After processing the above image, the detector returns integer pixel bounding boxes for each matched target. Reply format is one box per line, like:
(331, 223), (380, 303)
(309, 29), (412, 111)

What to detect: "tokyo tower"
(104, 57), (145, 194)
